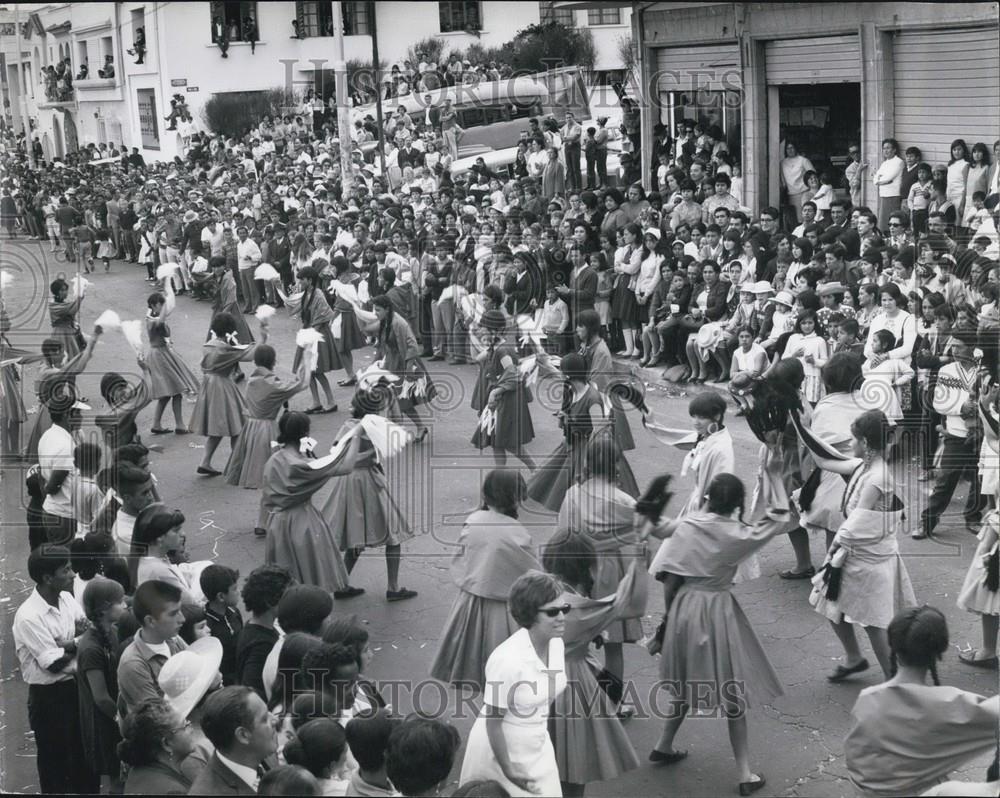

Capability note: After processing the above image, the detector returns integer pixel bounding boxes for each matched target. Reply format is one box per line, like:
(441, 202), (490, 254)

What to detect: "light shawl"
(681, 427), (734, 516)
(450, 509), (541, 600)
(845, 684), (999, 796)
(556, 479), (641, 555)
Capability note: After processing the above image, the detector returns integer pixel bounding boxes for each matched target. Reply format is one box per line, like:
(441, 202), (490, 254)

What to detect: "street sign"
(170, 78), (187, 87)
(186, 87), (199, 92)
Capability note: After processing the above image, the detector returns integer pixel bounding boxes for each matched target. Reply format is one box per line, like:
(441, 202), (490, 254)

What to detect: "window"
(136, 88), (160, 149)
(439, 1), (480, 33)
(209, 0), (258, 42)
(539, 1), (574, 26)
(77, 41), (89, 74)
(587, 7), (621, 25)
(296, 1), (334, 37)
(343, 1), (371, 36)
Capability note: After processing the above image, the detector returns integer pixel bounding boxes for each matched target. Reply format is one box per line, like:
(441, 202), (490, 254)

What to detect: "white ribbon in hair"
(299, 436), (318, 456)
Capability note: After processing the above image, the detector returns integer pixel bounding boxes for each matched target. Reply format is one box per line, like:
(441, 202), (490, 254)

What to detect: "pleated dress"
(189, 339), (256, 438)
(470, 344), (534, 450)
(261, 445), (351, 590)
(319, 418), (413, 551)
(957, 511), (1000, 617)
(581, 337), (635, 451)
(210, 271), (255, 346)
(378, 313), (437, 412)
(328, 280), (368, 355)
(49, 296), (84, 359)
(550, 563), (645, 785)
(430, 509), (541, 691)
(225, 366), (306, 488)
(146, 316), (199, 399)
(291, 287), (341, 374)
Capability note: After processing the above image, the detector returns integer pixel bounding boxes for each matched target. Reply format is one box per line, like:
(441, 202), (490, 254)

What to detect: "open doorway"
(774, 83), (860, 225)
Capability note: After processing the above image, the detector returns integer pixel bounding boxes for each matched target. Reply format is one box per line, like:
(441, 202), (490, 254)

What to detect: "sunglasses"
(540, 604), (572, 618)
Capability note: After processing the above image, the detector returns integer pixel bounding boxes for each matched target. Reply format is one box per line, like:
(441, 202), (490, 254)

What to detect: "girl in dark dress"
(287, 264), (339, 414)
(470, 309), (536, 470)
(372, 295), (435, 441)
(77, 577), (127, 791)
(146, 277), (198, 434)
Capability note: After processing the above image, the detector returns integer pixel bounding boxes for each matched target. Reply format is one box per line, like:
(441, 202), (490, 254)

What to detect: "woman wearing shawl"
(845, 606), (1000, 797)
(319, 390), (418, 602)
(224, 343), (309, 502)
(431, 469), (540, 691)
(208, 256), (255, 347)
(555, 435), (646, 714)
(326, 256), (367, 387)
(2, 301), (46, 455)
(145, 276), (198, 434)
(190, 312), (267, 476)
(576, 310), (635, 451)
(792, 408), (916, 681)
(541, 532), (646, 795)
(261, 411), (366, 597)
(649, 474), (789, 797)
(527, 353), (638, 513)
(787, 354), (881, 578)
(471, 309), (536, 471)
(285, 263), (339, 414)
(49, 277), (85, 359)
(372, 294), (435, 441)
(678, 392), (735, 516)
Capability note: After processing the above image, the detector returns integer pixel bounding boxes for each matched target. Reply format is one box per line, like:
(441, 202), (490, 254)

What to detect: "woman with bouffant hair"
(118, 698), (195, 794)
(459, 570), (567, 796)
(131, 503), (196, 602)
(845, 605), (1000, 796)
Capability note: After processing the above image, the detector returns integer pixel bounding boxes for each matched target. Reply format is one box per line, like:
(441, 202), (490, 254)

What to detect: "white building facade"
(2, 1), (631, 163)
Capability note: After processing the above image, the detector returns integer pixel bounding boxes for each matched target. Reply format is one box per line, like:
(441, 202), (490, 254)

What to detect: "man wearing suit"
(189, 686), (277, 796)
(826, 199), (860, 259)
(420, 93), (440, 134)
(556, 246), (597, 324)
(270, 222), (292, 295)
(398, 140), (425, 172)
(504, 253), (541, 317)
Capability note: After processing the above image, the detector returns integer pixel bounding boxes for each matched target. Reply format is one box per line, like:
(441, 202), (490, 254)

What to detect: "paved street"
(0, 240), (994, 796)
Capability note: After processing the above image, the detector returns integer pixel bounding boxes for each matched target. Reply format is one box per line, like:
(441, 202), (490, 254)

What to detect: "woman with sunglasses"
(459, 570), (569, 797)
(648, 473), (790, 796)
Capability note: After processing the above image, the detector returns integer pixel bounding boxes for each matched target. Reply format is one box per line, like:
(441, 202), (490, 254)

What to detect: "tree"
(617, 33), (637, 77)
(406, 36), (449, 69)
(201, 88), (297, 138)
(506, 22), (596, 74)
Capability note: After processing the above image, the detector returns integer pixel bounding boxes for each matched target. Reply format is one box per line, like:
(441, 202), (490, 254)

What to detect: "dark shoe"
(779, 566), (815, 580)
(317, 404), (338, 414)
(337, 377), (357, 387)
(304, 406), (323, 414)
(739, 774), (766, 796)
(150, 427), (173, 435)
(253, 527), (267, 538)
(386, 588), (418, 602)
(428, 353), (445, 361)
(174, 427), (191, 435)
(649, 749), (687, 765)
(196, 466), (222, 477)
(827, 658), (869, 682)
(958, 651), (999, 670)
(333, 586), (365, 599)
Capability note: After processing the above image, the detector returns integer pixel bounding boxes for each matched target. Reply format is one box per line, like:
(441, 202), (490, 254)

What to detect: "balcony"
(73, 77), (123, 103)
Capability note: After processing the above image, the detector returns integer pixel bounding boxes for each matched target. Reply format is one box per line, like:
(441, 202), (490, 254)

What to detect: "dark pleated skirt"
(610, 280), (639, 324)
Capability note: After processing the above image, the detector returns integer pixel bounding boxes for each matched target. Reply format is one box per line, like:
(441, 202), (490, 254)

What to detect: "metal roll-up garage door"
(765, 35), (861, 84)
(656, 44), (741, 94)
(893, 26), (1000, 164)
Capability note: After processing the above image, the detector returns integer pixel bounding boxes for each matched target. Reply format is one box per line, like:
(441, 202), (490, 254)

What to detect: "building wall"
(637, 1), (999, 213)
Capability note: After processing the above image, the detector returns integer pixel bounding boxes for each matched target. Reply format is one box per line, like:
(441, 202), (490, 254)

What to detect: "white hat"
(769, 290), (794, 307)
(157, 636), (222, 720)
(750, 280), (773, 295)
(643, 228), (661, 241)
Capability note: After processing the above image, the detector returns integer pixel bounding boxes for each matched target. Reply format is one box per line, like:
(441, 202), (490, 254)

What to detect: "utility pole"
(332, 2), (353, 196)
(14, 4), (36, 167)
(368, 0), (386, 181)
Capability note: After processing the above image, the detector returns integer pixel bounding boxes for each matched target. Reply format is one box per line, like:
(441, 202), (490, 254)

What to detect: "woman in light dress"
(145, 276), (199, 434)
(793, 408), (916, 681)
(648, 473), (790, 796)
(431, 469), (540, 691)
(459, 570), (567, 797)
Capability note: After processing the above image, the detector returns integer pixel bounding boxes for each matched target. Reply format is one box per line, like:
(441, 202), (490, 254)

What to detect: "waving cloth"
(450, 509), (541, 600)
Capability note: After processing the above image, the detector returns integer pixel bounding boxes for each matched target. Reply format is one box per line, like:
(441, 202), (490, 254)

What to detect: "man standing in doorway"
(562, 111), (582, 191)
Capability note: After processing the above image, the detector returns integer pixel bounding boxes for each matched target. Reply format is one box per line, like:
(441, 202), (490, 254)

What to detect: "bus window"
(458, 107), (484, 128)
(482, 106), (504, 125)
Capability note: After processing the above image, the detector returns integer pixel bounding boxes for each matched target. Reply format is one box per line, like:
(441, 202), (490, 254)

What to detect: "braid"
(889, 651), (898, 678)
(929, 659), (940, 686)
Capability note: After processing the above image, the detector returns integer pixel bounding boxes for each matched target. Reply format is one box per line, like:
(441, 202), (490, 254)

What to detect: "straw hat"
(157, 636), (223, 720)
(769, 290), (794, 307)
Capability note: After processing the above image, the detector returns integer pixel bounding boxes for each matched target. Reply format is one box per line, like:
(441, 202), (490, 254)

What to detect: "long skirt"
(810, 547), (916, 628)
(148, 345), (200, 398)
(320, 465), (413, 550)
(471, 386), (535, 451)
(592, 549), (642, 644)
(293, 325), (341, 374)
(224, 417), (278, 488)
(25, 403), (52, 464)
(660, 581), (783, 713)
(189, 373), (246, 438)
(430, 592), (515, 691)
(957, 517), (1000, 617)
(550, 656), (640, 784)
(527, 435), (639, 513)
(333, 308), (367, 354)
(265, 503), (348, 590)
(610, 280), (639, 325)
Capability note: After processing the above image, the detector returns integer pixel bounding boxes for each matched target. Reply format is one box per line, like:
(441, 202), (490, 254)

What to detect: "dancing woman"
(261, 411), (366, 598)
(49, 277), (86, 359)
(319, 389), (418, 602)
(288, 264), (339, 414)
(470, 309), (536, 470)
(576, 310), (635, 451)
(189, 312), (268, 477)
(431, 469), (541, 691)
(2, 301), (46, 455)
(793, 408), (916, 681)
(542, 532), (646, 796)
(208, 256), (254, 346)
(649, 474), (789, 796)
(326, 256), (366, 388)
(146, 276), (199, 435)
(371, 295), (435, 442)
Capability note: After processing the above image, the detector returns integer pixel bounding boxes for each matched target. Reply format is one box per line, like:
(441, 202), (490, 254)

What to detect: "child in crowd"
(179, 602), (210, 645)
(73, 221), (96, 273)
(862, 329), (914, 423)
(592, 251), (613, 337)
(72, 440), (104, 537)
(785, 310), (827, 404)
(200, 563), (244, 685)
(95, 225), (114, 273)
(834, 318), (864, 357)
(283, 718), (352, 796)
(541, 284), (569, 355)
(344, 709), (400, 798)
(811, 171), (834, 219)
(968, 191), (991, 234)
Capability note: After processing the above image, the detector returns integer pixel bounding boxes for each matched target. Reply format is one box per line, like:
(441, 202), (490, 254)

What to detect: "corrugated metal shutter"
(893, 26), (1000, 164)
(765, 35), (861, 84)
(656, 44), (741, 93)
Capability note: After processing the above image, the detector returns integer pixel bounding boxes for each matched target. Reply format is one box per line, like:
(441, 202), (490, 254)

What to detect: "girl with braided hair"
(845, 606), (1000, 796)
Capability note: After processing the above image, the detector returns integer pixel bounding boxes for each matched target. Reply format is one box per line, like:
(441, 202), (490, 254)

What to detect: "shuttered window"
(764, 36), (860, 85)
(892, 26), (1000, 164)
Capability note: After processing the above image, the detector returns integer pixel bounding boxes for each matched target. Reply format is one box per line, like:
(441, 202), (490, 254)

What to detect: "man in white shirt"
(37, 403), (82, 545)
(872, 138), (904, 223)
(561, 111), (583, 190)
(13, 545), (97, 793)
(201, 214), (225, 258)
(236, 225), (262, 313)
(112, 461), (156, 553)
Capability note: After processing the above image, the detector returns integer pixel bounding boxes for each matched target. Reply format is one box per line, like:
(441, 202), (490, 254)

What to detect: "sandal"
(739, 774), (766, 796)
(338, 377), (358, 387)
(827, 658), (869, 682)
(648, 749), (688, 765)
(386, 588), (418, 602)
(333, 586), (365, 599)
